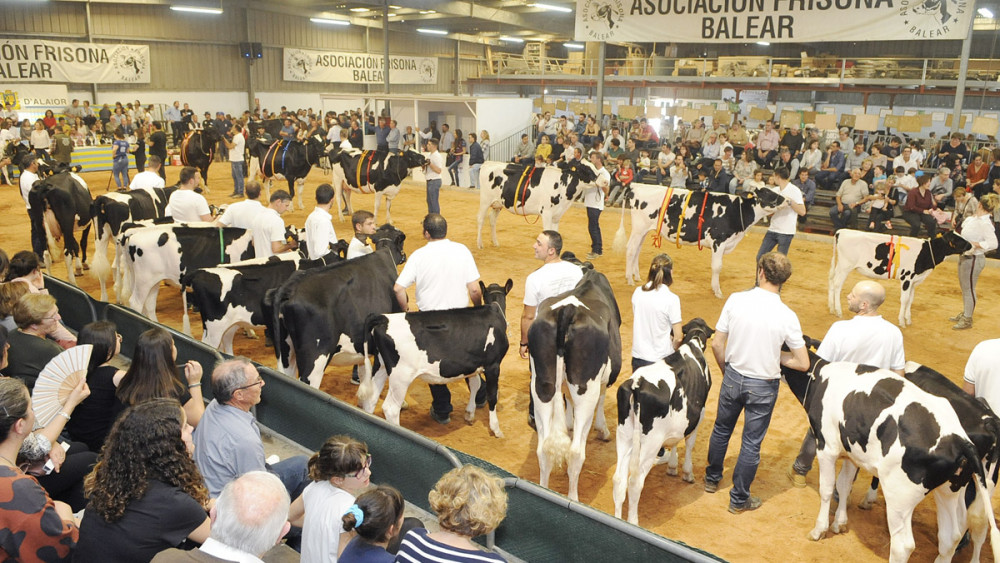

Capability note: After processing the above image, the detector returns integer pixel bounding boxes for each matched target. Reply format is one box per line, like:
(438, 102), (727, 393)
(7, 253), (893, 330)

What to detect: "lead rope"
(218, 227), (225, 263)
(516, 166), (540, 224)
(652, 187), (674, 248)
(675, 190), (695, 249)
(696, 190), (710, 251)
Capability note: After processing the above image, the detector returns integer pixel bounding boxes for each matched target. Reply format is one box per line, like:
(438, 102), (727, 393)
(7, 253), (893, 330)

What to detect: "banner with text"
(0, 40), (150, 83)
(283, 48), (438, 84)
(574, 0), (971, 43)
(0, 84), (69, 111)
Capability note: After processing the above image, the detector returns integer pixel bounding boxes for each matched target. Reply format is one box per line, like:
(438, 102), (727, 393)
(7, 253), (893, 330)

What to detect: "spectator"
(423, 139), (444, 214)
(799, 138), (822, 175)
(148, 122), (169, 180)
(730, 149), (758, 194)
(402, 126), (416, 151)
(66, 321), (124, 453)
(585, 153), (610, 259)
(792, 167), (816, 212)
(630, 254), (682, 372)
(340, 485), (413, 563)
(225, 124), (246, 198)
(964, 337), (1000, 413)
(866, 179), (897, 233)
(304, 184), (339, 260)
(448, 129), (465, 186)
(755, 120), (779, 168)
(76, 399), (211, 562)
(902, 174), (938, 237)
(2, 293), (65, 391)
(468, 132), (484, 190)
(967, 153), (989, 199)
(395, 465), (507, 563)
(50, 125), (73, 166)
(951, 194), (999, 331)
(929, 166), (954, 206)
(30, 120), (51, 160)
(828, 168), (869, 232)
(952, 187), (979, 231)
(0, 280), (29, 332)
(868, 143), (887, 171)
(166, 166), (212, 222)
(511, 134), (534, 164)
(815, 141), (846, 191)
(111, 128), (130, 190)
(386, 120), (401, 152)
(115, 327), (205, 427)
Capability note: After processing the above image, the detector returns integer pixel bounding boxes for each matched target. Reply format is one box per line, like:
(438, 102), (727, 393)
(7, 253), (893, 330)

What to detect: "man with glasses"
(193, 358), (309, 500)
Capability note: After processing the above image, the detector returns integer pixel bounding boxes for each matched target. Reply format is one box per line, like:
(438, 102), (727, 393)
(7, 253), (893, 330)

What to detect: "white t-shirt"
(166, 189), (210, 222)
(229, 133), (245, 163)
(20, 170), (39, 209)
(304, 207), (338, 260)
(965, 339), (1000, 413)
(347, 236), (372, 259)
(631, 284), (683, 362)
(395, 239), (479, 311)
(217, 199), (264, 230)
(716, 287), (805, 380)
(584, 167), (609, 210)
(425, 151), (444, 181)
(300, 480), (354, 563)
(129, 170), (165, 192)
(768, 182), (804, 235)
(251, 207), (285, 259)
(524, 261), (584, 307)
(816, 315), (905, 371)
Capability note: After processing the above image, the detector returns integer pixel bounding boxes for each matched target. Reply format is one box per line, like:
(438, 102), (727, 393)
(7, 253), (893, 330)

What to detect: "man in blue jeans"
(705, 252), (809, 513)
(755, 167), (806, 263)
(424, 139), (444, 213)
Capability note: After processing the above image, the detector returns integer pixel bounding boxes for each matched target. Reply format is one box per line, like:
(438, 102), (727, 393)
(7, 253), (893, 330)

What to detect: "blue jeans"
(268, 454), (310, 499)
(231, 161), (245, 195)
(448, 159), (462, 186)
(706, 365), (780, 506)
(426, 179), (441, 213)
(587, 207), (602, 255)
(469, 163), (482, 189)
(755, 231), (793, 263)
(828, 205), (855, 232)
(112, 159), (128, 188)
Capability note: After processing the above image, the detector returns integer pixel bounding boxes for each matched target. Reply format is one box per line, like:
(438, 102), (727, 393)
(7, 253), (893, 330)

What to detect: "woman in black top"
(115, 327), (205, 427)
(148, 122), (168, 180)
(448, 129), (465, 186)
(67, 321), (125, 452)
(131, 128), (146, 173)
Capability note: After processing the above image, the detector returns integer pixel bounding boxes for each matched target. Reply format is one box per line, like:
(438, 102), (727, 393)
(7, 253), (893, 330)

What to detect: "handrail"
(491, 124), (534, 162)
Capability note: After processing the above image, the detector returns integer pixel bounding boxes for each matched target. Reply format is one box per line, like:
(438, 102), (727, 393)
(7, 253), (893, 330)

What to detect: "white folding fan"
(31, 345), (93, 428)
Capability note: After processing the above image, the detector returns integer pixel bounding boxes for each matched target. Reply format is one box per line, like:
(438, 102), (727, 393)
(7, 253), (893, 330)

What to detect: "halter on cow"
(260, 134), (327, 210)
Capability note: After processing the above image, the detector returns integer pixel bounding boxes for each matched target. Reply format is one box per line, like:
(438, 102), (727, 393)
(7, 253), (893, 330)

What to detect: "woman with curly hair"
(75, 398), (210, 562)
(115, 327), (204, 426)
(395, 465), (508, 562)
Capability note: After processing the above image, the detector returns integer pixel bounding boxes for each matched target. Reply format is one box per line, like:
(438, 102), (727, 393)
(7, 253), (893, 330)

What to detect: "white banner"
(283, 48), (438, 85)
(0, 84), (69, 110)
(0, 40), (150, 83)
(575, 0), (971, 43)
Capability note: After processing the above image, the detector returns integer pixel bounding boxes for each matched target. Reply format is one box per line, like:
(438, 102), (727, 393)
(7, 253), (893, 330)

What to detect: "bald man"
(788, 280), (905, 486)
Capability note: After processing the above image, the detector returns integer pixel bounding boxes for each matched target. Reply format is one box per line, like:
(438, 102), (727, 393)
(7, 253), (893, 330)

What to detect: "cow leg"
(301, 353), (330, 389)
(63, 252), (76, 286)
(932, 487), (964, 563)
(663, 445), (679, 476)
(625, 429), (668, 525)
(880, 475), (923, 563)
(612, 409), (635, 521)
(92, 226), (112, 302)
(899, 287), (914, 327)
(625, 229), (651, 285)
(965, 482), (989, 563)
(464, 373), (481, 424)
(830, 459), (857, 534)
(859, 477), (879, 510)
(143, 282), (162, 322)
(381, 370), (410, 425)
(295, 178), (305, 210)
(830, 267), (850, 317)
(217, 324), (239, 356)
(488, 207), (501, 247)
(680, 420), (702, 483)
(809, 451), (839, 540)
(384, 193), (394, 225)
(567, 376), (607, 501)
(709, 250), (725, 299)
(476, 200), (490, 249)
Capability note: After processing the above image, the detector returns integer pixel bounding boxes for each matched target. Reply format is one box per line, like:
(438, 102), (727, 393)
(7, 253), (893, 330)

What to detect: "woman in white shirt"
(630, 254), (682, 371)
(799, 138), (822, 174)
(951, 193), (999, 330)
(479, 130), (491, 160)
(29, 120), (51, 159)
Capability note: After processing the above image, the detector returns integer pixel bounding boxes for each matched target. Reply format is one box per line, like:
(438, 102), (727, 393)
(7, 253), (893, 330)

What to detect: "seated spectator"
(741, 169), (765, 195)
(66, 321), (125, 452)
(76, 399), (211, 562)
(902, 174), (939, 238)
(340, 485), (415, 563)
(929, 166), (954, 207)
(395, 465), (508, 562)
(2, 293), (66, 391)
(866, 180), (897, 233)
(828, 168), (869, 232)
(953, 187), (979, 232)
(289, 435), (371, 562)
(6, 251), (79, 346)
(0, 280), (29, 332)
(115, 327), (205, 427)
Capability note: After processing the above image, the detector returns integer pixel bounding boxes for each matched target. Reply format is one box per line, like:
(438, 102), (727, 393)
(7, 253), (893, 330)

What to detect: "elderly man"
(837, 127), (854, 154)
(193, 358), (310, 499)
(788, 281), (904, 486)
(755, 120), (780, 168)
(828, 168), (869, 232)
(845, 141), (868, 172)
(152, 472), (295, 563)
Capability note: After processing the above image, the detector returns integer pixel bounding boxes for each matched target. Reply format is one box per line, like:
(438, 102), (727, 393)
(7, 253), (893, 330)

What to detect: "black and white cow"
(28, 169), (93, 286)
(260, 135), (327, 209)
(90, 187), (177, 301)
(180, 125), (223, 191)
(476, 160), (599, 249)
(358, 279), (513, 437)
(267, 225), (407, 387)
(612, 318), (714, 525)
(528, 267), (622, 502)
(613, 183), (786, 297)
(118, 223), (255, 321)
(781, 353), (1000, 563)
(828, 230), (972, 327)
(330, 148), (427, 224)
(181, 241), (347, 354)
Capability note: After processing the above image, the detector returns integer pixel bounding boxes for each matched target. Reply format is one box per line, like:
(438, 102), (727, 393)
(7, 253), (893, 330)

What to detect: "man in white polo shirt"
(755, 167), (806, 262)
(964, 338), (1000, 415)
(250, 190), (297, 259)
(303, 183), (338, 260)
(214, 181), (264, 231)
(165, 166), (213, 223)
(128, 155), (166, 192)
(705, 252), (809, 514)
(19, 155), (47, 262)
(393, 213), (483, 424)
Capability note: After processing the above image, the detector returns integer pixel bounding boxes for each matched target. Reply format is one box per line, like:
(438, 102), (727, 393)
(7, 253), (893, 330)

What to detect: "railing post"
(922, 58), (928, 86)
(840, 58), (847, 82)
(768, 57), (773, 79)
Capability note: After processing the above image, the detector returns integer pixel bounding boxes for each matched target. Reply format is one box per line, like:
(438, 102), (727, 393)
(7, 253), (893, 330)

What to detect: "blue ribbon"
(344, 504), (364, 528)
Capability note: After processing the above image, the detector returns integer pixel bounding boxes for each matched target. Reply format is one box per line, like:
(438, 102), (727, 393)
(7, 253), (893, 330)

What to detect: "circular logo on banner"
(580, 0), (624, 41)
(419, 59), (436, 83)
(111, 45), (148, 83)
(286, 50), (313, 80)
(897, 0), (968, 39)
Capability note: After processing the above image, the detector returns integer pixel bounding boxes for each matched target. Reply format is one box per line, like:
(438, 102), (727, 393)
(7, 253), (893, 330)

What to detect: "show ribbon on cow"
(516, 165), (541, 224)
(696, 191), (710, 251)
(674, 190), (696, 249)
(886, 236), (909, 280)
(652, 187), (674, 248)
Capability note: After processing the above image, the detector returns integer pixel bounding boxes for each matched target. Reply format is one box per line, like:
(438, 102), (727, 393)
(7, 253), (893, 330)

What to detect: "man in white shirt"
(215, 181), (265, 231)
(128, 155), (166, 192)
(166, 167), (213, 223)
(424, 139), (444, 214)
(393, 214), (484, 424)
(585, 153), (610, 259)
(655, 143), (675, 186)
(964, 338), (1000, 414)
(225, 124), (246, 198)
(755, 167), (806, 262)
(19, 155), (47, 261)
(251, 190), (297, 259)
(705, 252), (809, 514)
(788, 280), (905, 487)
(892, 146), (920, 173)
(346, 210), (376, 260)
(303, 184), (338, 260)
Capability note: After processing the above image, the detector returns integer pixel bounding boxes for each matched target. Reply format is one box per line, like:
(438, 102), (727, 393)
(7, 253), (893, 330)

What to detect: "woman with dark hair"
(902, 173), (939, 238)
(76, 399), (211, 562)
(448, 129), (465, 187)
(115, 327), (204, 427)
(629, 254), (682, 372)
(339, 485), (408, 563)
(42, 109), (57, 132)
(67, 321), (125, 452)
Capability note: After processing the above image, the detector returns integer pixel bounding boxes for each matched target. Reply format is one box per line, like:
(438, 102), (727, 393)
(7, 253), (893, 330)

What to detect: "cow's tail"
(962, 437), (1000, 561)
(90, 214), (112, 287)
(180, 273), (193, 336)
(624, 382), (642, 484)
(357, 313), (385, 408)
(612, 188), (630, 254)
(542, 305), (577, 471)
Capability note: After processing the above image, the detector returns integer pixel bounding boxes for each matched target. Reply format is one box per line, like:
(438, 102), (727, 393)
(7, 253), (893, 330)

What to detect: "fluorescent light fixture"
(417, 28), (448, 35)
(349, 7), (369, 12)
(979, 7), (994, 17)
(419, 9), (436, 14)
(500, 36), (525, 42)
(532, 3), (573, 12)
(554, 88), (577, 92)
(389, 5), (402, 8)
(171, 5), (223, 14)
(756, 41), (770, 45)
(387, 12), (397, 16)
(563, 42), (584, 49)
(311, 17), (351, 25)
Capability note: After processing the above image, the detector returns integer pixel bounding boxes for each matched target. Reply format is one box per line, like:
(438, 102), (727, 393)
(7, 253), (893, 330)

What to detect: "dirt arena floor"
(5, 163), (1000, 562)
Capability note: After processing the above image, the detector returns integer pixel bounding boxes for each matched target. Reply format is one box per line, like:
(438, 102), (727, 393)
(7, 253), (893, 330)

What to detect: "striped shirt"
(394, 528), (506, 563)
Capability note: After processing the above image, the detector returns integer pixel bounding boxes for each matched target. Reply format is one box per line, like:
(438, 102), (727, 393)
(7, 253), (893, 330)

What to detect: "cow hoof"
(808, 529), (825, 541)
(464, 411), (476, 424)
(75, 268), (83, 277)
(682, 473), (695, 484)
(858, 500), (873, 511)
(82, 263), (90, 271)
(492, 429), (505, 439)
(831, 523), (847, 535)
(666, 466), (678, 477)
(400, 400), (409, 411)
(597, 429), (612, 442)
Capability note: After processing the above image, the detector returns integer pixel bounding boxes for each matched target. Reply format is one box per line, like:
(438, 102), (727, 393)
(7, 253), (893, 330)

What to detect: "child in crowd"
(742, 169), (765, 194)
(637, 149), (651, 182)
(339, 485), (416, 563)
(615, 158), (634, 189)
(347, 210), (376, 260)
(867, 179), (896, 232)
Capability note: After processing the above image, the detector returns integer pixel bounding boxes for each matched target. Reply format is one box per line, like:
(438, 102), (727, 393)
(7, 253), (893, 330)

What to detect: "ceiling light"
(554, 88), (577, 92)
(500, 36), (525, 42)
(756, 41), (770, 46)
(532, 3), (573, 12)
(170, 5), (223, 14)
(418, 28), (448, 35)
(311, 17), (351, 25)
(387, 12), (397, 16)
(563, 42), (584, 49)
(349, 7), (369, 12)
(419, 9), (436, 14)
(979, 7), (994, 17)
(389, 5), (402, 8)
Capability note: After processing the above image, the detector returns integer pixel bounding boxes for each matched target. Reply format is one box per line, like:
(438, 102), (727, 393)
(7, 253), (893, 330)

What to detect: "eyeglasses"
(235, 376), (264, 391)
(41, 313), (60, 321)
(349, 455), (372, 479)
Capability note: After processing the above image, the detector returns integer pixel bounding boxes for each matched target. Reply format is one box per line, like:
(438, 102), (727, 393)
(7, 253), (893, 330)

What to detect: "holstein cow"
(781, 353), (1000, 563)
(359, 279), (513, 437)
(90, 187), (176, 301)
(260, 135), (327, 209)
(330, 148), (427, 224)
(476, 160), (599, 249)
(267, 224), (407, 387)
(612, 318), (714, 525)
(828, 230), (971, 327)
(181, 241), (347, 353)
(118, 223), (255, 321)
(613, 183), (785, 297)
(528, 267), (622, 502)
(180, 125), (223, 191)
(28, 169), (93, 285)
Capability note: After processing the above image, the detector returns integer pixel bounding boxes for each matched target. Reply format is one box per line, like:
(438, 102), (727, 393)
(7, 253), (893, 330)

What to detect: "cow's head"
(331, 238), (349, 259)
(747, 185), (785, 212)
(937, 230), (974, 258)
(680, 318), (715, 350)
(200, 124), (223, 145)
(556, 159), (599, 185)
(399, 149), (427, 170)
(373, 224), (406, 265)
(480, 278), (514, 317)
(306, 135), (327, 166)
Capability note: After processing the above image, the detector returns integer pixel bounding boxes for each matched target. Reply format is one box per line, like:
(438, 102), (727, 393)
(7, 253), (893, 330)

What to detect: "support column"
(952, 2), (977, 132)
(85, 2), (98, 103)
(455, 40), (461, 96)
(245, 7), (255, 112)
(596, 42), (606, 129)
(383, 0), (390, 98)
